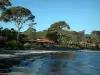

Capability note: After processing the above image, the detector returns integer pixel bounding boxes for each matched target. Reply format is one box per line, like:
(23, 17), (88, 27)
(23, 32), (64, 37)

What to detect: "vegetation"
(0, 0), (11, 11)
(0, 6), (35, 43)
(36, 30), (47, 39)
(0, 24), (100, 50)
(0, 22), (100, 50)
(0, 26), (26, 49)
(46, 21), (70, 45)
(24, 25), (36, 41)
(0, 0), (100, 50)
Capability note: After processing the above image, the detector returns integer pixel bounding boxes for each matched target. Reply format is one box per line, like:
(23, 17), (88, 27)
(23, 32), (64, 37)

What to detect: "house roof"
(36, 39), (54, 43)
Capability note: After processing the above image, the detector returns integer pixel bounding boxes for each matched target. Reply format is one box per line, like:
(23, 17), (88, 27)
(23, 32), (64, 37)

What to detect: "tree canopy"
(91, 31), (100, 44)
(0, 0), (11, 11)
(0, 6), (35, 42)
(48, 21), (70, 32)
(46, 21), (70, 45)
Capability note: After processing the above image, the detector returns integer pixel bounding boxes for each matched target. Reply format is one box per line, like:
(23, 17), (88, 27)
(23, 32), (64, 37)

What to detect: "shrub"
(7, 40), (18, 50)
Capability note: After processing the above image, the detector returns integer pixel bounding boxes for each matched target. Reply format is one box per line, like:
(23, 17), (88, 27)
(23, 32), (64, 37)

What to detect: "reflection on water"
(0, 51), (100, 75)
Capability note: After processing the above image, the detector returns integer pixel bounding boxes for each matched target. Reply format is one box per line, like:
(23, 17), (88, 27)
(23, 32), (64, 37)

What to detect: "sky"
(0, 0), (100, 34)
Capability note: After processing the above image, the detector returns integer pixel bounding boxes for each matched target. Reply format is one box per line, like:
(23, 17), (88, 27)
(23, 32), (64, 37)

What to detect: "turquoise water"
(1, 51), (100, 75)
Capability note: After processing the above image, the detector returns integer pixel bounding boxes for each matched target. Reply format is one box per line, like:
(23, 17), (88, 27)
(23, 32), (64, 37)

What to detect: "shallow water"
(1, 51), (100, 75)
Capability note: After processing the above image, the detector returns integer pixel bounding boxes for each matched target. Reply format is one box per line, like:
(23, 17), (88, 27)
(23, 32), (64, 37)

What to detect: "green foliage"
(0, 0), (11, 11)
(7, 40), (18, 50)
(0, 6), (35, 42)
(46, 21), (70, 45)
(36, 30), (47, 38)
(91, 31), (100, 44)
(1, 6), (35, 23)
(48, 21), (70, 32)
(0, 27), (17, 42)
(24, 43), (42, 50)
(0, 26), (26, 49)
(84, 34), (92, 43)
(68, 31), (80, 42)
(46, 32), (58, 43)
(31, 43), (42, 49)
(24, 27), (36, 41)
(24, 43), (32, 49)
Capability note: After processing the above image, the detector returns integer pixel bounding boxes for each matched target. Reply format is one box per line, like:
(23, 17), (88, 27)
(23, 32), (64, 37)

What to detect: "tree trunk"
(17, 27), (20, 43)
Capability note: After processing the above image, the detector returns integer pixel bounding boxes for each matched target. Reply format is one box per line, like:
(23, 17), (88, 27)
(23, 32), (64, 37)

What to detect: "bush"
(31, 43), (42, 49)
(24, 43), (32, 49)
(24, 43), (42, 50)
(7, 40), (18, 50)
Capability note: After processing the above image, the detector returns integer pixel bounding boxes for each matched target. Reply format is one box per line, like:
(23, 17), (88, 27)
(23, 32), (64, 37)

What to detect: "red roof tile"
(36, 39), (53, 43)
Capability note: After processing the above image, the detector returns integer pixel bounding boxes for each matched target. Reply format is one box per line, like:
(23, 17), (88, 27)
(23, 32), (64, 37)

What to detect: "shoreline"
(0, 50), (100, 59)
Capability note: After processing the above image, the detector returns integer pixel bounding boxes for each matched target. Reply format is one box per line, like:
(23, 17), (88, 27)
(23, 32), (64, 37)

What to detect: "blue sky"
(0, 0), (100, 34)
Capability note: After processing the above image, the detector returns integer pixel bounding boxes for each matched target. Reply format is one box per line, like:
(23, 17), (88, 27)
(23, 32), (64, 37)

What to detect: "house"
(35, 38), (54, 48)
